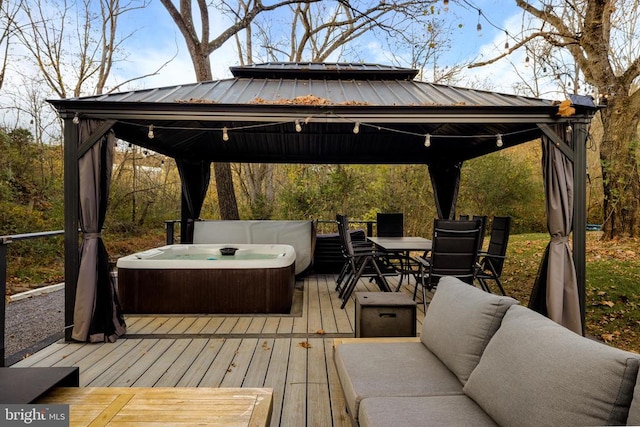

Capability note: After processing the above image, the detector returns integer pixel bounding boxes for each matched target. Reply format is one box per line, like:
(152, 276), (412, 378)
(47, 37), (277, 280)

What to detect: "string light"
(72, 113), (80, 125)
(123, 117), (542, 149)
(295, 120), (302, 132)
(443, 0), (449, 11)
(524, 56), (531, 67)
(504, 31), (510, 53)
(476, 10), (482, 33)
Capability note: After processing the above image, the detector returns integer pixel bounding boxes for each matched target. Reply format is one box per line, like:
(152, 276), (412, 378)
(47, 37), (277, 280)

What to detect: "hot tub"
(116, 244), (296, 314)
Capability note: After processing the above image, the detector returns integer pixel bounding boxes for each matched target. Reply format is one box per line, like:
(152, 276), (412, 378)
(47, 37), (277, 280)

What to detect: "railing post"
(0, 237), (11, 367)
(165, 221), (175, 245)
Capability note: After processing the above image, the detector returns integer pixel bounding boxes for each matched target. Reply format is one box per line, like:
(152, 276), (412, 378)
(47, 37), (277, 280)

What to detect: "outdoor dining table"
(367, 236), (433, 291)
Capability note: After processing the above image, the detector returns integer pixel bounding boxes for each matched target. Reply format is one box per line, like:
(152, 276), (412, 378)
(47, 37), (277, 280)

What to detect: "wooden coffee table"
(37, 387), (273, 426)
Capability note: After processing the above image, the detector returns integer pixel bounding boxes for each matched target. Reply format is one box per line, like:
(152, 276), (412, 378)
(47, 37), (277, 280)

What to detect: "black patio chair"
(459, 214), (488, 252)
(375, 212), (408, 278)
(474, 216), (511, 295)
(412, 219), (482, 312)
(335, 214), (374, 292)
(336, 215), (397, 309)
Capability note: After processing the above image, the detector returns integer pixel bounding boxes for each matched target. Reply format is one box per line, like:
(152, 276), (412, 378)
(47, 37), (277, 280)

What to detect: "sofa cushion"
(627, 370), (640, 425)
(358, 395), (498, 427)
(421, 276), (518, 384)
(334, 342), (463, 422)
(464, 305), (640, 427)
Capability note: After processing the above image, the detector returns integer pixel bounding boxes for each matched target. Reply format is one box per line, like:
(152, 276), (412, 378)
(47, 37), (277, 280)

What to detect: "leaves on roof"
(175, 98), (217, 104)
(250, 94), (371, 106)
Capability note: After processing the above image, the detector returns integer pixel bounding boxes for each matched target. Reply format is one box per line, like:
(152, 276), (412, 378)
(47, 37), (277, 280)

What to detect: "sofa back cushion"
(421, 277), (518, 384)
(627, 370), (640, 425)
(464, 305), (640, 426)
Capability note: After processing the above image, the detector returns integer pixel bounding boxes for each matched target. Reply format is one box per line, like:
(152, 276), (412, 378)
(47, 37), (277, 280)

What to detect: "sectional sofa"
(334, 277), (640, 426)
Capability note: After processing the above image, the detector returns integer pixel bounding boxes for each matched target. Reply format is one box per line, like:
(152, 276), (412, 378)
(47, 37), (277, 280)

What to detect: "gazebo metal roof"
(49, 62), (579, 165)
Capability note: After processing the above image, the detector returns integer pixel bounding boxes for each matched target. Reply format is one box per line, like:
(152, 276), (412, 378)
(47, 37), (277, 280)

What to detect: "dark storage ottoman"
(355, 292), (417, 337)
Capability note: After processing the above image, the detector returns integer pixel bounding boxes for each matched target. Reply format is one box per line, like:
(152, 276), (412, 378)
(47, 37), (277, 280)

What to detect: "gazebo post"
(63, 117), (80, 342)
(572, 119), (589, 335)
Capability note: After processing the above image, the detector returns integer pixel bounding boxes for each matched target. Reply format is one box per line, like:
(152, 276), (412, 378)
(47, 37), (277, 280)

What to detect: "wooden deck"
(12, 274), (428, 426)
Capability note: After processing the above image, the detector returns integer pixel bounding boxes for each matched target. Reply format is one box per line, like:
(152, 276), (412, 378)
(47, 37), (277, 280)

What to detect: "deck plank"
(220, 338), (258, 387)
(242, 338), (274, 388)
(199, 338), (242, 387)
(325, 339), (351, 427)
(279, 338), (307, 427)
(246, 317), (267, 334)
(153, 338), (209, 387)
(167, 317), (197, 334)
(183, 317), (210, 334)
(307, 338), (332, 427)
(86, 339), (159, 387)
(291, 278), (309, 335)
(199, 317), (225, 334)
(153, 317), (183, 334)
(135, 317), (171, 334)
(175, 339), (225, 387)
(263, 339), (291, 427)
(132, 339), (192, 386)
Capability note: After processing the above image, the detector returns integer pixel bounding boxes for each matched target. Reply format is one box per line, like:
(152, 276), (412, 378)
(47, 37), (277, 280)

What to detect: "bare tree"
(0, 0), (22, 90)
(469, 1), (640, 239)
(13, 0), (160, 98)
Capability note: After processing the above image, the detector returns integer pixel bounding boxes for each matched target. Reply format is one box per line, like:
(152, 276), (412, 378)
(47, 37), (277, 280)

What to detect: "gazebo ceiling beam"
(57, 110), (564, 126)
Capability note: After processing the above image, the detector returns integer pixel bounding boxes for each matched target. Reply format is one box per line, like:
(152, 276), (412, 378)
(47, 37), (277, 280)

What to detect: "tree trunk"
(191, 48), (239, 219)
(598, 95), (640, 238)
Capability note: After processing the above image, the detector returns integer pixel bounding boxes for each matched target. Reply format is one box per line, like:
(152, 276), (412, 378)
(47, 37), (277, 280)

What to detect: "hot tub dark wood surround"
(117, 264), (295, 314)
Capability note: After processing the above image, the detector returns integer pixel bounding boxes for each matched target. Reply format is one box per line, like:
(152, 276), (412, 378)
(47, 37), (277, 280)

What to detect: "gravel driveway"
(5, 288), (65, 366)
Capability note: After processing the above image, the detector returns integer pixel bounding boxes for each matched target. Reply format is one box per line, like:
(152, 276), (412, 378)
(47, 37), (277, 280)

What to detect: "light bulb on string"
(443, 0), (449, 11)
(496, 134), (503, 148)
(222, 127), (229, 142)
(72, 113), (80, 125)
(504, 31), (510, 53)
(353, 121), (360, 134)
(424, 133), (431, 148)
(524, 56), (531, 67)
(476, 10), (482, 34)
(147, 124), (154, 139)
(295, 120), (302, 132)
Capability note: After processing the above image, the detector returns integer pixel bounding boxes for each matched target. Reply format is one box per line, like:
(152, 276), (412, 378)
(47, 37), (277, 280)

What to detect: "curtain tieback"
(551, 235), (569, 244)
(83, 232), (102, 240)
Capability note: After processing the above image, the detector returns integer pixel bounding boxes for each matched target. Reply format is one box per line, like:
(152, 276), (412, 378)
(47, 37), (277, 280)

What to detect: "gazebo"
(48, 62), (598, 343)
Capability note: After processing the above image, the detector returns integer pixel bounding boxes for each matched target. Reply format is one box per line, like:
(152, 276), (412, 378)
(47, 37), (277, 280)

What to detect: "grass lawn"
(502, 232), (640, 353)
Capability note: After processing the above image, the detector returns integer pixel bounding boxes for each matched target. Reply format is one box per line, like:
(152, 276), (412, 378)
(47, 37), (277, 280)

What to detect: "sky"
(1, 0), (564, 131)
(112, 0), (537, 96)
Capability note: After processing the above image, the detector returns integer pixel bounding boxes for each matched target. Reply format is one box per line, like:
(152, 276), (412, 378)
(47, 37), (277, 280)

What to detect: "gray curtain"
(528, 135), (582, 334)
(176, 158), (211, 243)
(72, 120), (126, 342)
